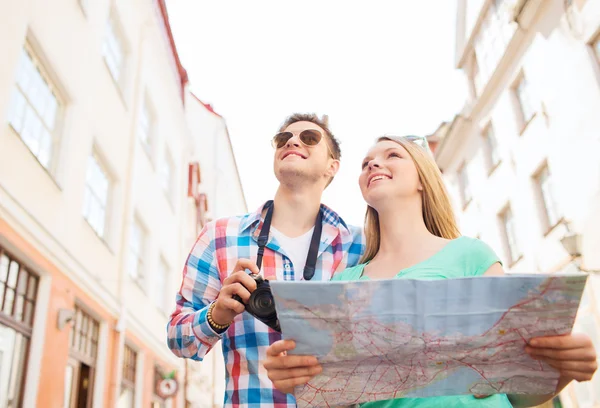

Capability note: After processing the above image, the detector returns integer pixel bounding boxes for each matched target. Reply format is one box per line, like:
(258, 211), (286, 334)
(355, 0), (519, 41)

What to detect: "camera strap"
(256, 200), (323, 280)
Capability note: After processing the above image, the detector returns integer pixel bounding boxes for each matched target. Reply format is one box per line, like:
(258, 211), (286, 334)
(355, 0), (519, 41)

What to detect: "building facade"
(434, 0), (600, 406)
(0, 0), (246, 407)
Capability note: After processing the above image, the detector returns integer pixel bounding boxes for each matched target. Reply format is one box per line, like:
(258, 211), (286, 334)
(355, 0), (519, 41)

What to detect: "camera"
(232, 274), (281, 332)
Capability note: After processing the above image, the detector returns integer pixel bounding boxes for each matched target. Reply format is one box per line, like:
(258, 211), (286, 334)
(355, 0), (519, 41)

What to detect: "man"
(167, 113), (364, 407)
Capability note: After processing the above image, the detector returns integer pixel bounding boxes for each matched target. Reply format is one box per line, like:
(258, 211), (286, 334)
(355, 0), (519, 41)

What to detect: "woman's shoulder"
(332, 263), (367, 281)
(451, 236), (502, 276)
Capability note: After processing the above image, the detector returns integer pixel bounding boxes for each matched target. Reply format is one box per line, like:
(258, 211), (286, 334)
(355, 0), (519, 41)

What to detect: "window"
(499, 205), (521, 265)
(65, 305), (100, 408)
(483, 124), (500, 173)
(83, 153), (110, 238)
(154, 258), (168, 311)
(137, 96), (154, 153)
(469, 53), (482, 98)
(513, 74), (536, 127)
(0, 246), (39, 408)
(473, 0), (515, 89)
(152, 366), (173, 408)
(102, 13), (126, 84)
(593, 33), (600, 64)
(78, 0), (90, 15)
(127, 218), (145, 284)
(458, 162), (472, 208)
(7, 45), (62, 171)
(534, 165), (561, 232)
(118, 344), (137, 408)
(160, 150), (175, 204)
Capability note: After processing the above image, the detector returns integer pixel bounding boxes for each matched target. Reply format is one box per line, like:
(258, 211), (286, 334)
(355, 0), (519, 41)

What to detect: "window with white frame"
(117, 344), (137, 408)
(473, 0), (515, 89)
(127, 217), (145, 284)
(7, 45), (62, 171)
(469, 53), (482, 98)
(593, 32), (600, 64)
(513, 74), (536, 127)
(160, 150), (175, 204)
(154, 258), (168, 311)
(499, 205), (521, 265)
(102, 13), (126, 84)
(534, 165), (561, 231)
(483, 124), (500, 173)
(458, 162), (472, 208)
(78, 0), (90, 15)
(137, 96), (154, 153)
(83, 153), (110, 238)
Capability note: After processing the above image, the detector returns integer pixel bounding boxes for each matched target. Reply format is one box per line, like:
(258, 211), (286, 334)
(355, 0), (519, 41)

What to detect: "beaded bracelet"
(207, 302), (230, 331)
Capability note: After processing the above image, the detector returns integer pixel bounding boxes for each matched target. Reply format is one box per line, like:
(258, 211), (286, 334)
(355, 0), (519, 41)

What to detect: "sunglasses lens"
(299, 129), (322, 146)
(273, 132), (293, 148)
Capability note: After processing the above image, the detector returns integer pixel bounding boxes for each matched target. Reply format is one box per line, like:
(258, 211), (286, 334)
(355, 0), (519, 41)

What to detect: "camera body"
(232, 274), (281, 332)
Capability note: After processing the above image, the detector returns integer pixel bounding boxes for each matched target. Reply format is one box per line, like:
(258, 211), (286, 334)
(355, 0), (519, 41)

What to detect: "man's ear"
(327, 159), (340, 179)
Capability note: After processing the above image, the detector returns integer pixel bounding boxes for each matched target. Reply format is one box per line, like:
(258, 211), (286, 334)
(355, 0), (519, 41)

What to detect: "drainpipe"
(112, 13), (153, 406)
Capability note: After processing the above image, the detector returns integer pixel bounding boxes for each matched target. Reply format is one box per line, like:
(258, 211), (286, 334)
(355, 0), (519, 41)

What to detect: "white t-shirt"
(271, 226), (315, 281)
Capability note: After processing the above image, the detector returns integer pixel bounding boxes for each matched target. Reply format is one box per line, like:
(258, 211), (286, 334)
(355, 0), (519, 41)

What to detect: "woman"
(263, 136), (598, 407)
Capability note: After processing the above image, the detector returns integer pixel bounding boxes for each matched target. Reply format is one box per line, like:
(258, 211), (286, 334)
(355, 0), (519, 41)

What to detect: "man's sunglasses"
(272, 129), (335, 158)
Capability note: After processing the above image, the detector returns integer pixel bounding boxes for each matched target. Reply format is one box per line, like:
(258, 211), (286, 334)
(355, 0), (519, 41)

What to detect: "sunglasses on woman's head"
(272, 129), (335, 158)
(384, 134), (432, 156)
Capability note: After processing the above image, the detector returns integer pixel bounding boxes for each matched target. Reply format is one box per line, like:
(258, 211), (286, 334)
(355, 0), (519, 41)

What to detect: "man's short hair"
(278, 113), (341, 160)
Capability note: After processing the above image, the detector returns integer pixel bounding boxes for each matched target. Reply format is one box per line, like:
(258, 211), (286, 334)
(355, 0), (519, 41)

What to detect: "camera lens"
(248, 286), (277, 320)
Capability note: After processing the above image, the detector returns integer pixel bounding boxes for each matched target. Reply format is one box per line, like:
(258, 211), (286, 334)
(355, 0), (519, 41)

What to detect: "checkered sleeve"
(167, 221), (223, 361)
(346, 224), (366, 268)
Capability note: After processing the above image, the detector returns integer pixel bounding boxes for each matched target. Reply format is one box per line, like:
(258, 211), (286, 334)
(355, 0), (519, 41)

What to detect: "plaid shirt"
(167, 202), (364, 407)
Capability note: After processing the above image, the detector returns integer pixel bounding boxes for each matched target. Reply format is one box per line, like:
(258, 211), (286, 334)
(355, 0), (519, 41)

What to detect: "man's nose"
(286, 135), (302, 147)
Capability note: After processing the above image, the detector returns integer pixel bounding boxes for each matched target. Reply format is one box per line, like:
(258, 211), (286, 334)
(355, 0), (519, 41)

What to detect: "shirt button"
(284, 264), (290, 270)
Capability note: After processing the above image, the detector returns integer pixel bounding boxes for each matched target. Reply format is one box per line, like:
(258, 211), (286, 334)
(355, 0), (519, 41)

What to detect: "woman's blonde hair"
(360, 136), (461, 264)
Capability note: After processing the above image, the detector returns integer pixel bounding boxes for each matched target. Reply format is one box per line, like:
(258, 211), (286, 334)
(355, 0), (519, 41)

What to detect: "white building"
(0, 0), (246, 407)
(184, 94), (247, 408)
(433, 0), (600, 406)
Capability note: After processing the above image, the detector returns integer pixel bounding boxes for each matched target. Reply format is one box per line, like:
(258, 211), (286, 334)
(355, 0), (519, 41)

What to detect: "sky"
(166, 0), (467, 226)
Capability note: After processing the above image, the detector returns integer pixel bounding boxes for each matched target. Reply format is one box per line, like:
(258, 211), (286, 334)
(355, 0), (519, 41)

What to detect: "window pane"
(63, 364), (74, 408)
(0, 324), (29, 408)
(459, 164), (471, 205)
(594, 36), (600, 62)
(485, 125), (499, 167)
(0, 254), (9, 283)
(138, 101), (152, 146)
(516, 77), (535, 122)
(154, 261), (167, 310)
(117, 387), (134, 408)
(9, 46), (60, 170)
(3, 288), (15, 315)
(26, 276), (38, 300)
(24, 300), (35, 326)
(103, 18), (124, 82)
(7, 89), (27, 133)
(473, 0), (514, 88)
(503, 208), (520, 263)
(84, 155), (109, 237)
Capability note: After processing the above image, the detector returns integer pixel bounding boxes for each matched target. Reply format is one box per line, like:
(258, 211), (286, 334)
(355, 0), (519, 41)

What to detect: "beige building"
(433, 0), (600, 406)
(0, 0), (246, 407)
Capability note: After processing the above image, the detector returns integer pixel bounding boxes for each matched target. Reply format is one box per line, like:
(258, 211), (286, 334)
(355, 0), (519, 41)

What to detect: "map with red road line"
(270, 274), (588, 408)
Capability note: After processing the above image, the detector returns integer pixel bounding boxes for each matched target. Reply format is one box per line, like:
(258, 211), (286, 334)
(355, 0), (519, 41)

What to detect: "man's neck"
(270, 184), (322, 237)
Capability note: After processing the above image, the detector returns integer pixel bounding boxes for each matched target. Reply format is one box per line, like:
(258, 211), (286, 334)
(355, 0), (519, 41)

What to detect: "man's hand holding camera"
(211, 259), (259, 326)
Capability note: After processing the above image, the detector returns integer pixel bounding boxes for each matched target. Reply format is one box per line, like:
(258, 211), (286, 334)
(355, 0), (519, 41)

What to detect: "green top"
(331, 236), (513, 408)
